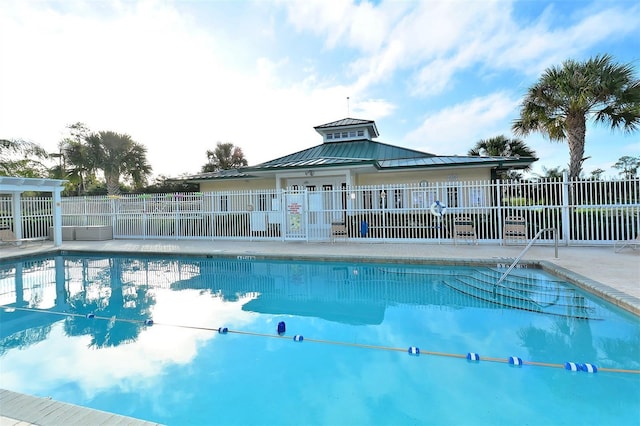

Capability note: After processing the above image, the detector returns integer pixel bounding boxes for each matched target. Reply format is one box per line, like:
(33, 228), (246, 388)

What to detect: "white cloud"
(488, 4), (640, 77)
(285, 0), (640, 99)
(351, 98), (396, 120)
(411, 57), (460, 97)
(404, 92), (519, 155)
(1, 0), (637, 180)
(283, 0), (406, 52)
(0, 1), (353, 175)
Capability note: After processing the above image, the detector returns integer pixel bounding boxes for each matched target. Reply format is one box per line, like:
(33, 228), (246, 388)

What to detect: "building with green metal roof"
(177, 117), (536, 193)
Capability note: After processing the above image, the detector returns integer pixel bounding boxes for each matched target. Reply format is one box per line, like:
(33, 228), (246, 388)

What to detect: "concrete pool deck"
(1, 239), (638, 425)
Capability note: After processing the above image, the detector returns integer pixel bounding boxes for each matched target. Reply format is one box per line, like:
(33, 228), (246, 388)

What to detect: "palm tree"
(513, 54), (640, 180)
(63, 139), (95, 195)
(55, 123), (94, 194)
(468, 135), (536, 158)
(202, 142), (248, 172)
(85, 131), (152, 195)
(536, 166), (566, 180)
(468, 135), (536, 179)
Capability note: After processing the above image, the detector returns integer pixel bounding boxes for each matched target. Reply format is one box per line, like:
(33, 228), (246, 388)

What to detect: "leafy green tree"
(468, 135), (537, 179)
(84, 131), (153, 195)
(612, 155), (640, 178)
(513, 54), (640, 179)
(0, 138), (49, 177)
(202, 142), (248, 172)
(589, 168), (606, 180)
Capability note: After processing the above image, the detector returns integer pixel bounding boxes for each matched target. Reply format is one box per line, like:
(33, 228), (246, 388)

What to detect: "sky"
(1, 0), (639, 181)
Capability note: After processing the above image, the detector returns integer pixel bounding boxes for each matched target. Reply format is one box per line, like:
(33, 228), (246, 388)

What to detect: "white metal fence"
(2, 175), (638, 245)
(0, 196), (53, 238)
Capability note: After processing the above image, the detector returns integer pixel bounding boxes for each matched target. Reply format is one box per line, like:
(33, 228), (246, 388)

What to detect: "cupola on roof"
(314, 118), (379, 142)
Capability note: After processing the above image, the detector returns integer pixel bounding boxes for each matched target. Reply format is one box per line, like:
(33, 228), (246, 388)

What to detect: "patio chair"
(503, 216), (527, 245)
(614, 234), (640, 253)
(330, 221), (348, 242)
(0, 229), (47, 247)
(453, 216), (477, 245)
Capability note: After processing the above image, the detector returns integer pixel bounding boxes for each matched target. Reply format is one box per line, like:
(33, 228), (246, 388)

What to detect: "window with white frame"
(363, 190), (373, 209)
(412, 190), (426, 208)
(219, 195), (229, 212)
(470, 188), (484, 206)
(425, 189), (439, 206)
(258, 193), (268, 211)
(393, 189), (404, 209)
(447, 187), (459, 208)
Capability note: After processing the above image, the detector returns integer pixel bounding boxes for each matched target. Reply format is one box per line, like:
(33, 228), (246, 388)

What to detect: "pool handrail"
(496, 228), (559, 287)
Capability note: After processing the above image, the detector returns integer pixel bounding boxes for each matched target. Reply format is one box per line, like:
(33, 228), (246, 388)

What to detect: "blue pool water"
(0, 254), (638, 425)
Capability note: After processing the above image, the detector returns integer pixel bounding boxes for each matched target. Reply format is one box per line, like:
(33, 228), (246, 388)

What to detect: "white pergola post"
(52, 187), (63, 246)
(0, 177), (67, 247)
(11, 192), (23, 238)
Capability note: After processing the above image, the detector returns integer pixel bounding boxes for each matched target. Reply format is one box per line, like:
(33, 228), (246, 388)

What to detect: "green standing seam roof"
(247, 139), (434, 170)
(245, 139), (534, 171)
(177, 168), (256, 181)
(174, 137), (536, 181)
(314, 118), (376, 129)
(378, 155), (537, 169)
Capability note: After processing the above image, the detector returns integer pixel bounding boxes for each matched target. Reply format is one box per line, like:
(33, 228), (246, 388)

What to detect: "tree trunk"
(105, 172), (121, 196)
(566, 113), (586, 180)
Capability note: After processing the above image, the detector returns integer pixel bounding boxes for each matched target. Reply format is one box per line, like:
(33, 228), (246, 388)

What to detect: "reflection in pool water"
(0, 254), (638, 425)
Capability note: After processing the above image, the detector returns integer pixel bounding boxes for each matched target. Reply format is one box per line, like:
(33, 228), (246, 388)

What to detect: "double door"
(283, 183), (345, 240)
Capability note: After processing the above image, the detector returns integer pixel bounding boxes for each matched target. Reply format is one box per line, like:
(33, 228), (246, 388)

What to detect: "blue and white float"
(565, 362), (579, 371)
(508, 356), (523, 366)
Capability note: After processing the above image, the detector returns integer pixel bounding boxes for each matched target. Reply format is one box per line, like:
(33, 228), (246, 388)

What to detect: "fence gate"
(283, 190), (307, 240)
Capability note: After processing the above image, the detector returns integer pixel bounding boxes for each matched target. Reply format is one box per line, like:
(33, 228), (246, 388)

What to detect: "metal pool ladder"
(496, 228), (559, 287)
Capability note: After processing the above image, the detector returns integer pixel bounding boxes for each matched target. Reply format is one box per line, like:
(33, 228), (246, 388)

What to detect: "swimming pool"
(1, 253), (638, 425)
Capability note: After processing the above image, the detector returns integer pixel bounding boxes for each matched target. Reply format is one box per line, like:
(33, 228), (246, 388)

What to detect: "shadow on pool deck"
(0, 239), (638, 425)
